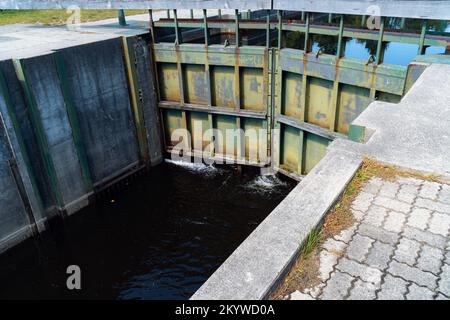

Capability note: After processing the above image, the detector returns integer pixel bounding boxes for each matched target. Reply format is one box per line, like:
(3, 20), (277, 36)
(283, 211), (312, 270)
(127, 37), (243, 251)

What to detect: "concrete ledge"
(330, 63), (450, 178)
(191, 148), (362, 300)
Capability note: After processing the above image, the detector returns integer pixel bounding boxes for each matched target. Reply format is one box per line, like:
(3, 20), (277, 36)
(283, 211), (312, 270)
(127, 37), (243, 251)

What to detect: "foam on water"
(165, 159), (220, 177)
(244, 174), (289, 194)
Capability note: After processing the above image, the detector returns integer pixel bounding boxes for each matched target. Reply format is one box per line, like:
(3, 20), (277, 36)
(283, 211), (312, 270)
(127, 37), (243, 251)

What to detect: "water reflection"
(280, 15), (450, 66)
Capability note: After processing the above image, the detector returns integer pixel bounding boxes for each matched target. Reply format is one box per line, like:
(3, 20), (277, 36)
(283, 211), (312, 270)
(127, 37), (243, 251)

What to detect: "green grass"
(300, 228), (322, 257)
(0, 9), (148, 26)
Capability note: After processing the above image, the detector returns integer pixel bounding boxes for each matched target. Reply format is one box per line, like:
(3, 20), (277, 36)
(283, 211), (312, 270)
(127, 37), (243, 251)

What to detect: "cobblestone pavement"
(288, 176), (450, 300)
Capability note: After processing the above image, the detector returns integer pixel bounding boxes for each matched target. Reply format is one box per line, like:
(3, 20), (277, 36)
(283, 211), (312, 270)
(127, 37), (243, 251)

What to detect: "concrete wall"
(0, 34), (163, 254)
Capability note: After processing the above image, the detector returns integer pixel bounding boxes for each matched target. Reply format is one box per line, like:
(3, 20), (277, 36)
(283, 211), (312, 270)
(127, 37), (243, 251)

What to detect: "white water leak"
(165, 159), (220, 177)
(244, 175), (288, 194)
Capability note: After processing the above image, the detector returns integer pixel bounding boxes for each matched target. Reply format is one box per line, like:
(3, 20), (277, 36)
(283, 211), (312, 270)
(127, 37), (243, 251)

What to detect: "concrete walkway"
(288, 176), (450, 300)
(0, 9), (234, 60)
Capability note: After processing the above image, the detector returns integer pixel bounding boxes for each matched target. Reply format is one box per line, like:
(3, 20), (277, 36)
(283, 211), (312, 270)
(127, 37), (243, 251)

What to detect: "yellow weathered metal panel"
(242, 118), (264, 162)
(214, 115), (237, 157)
(336, 84), (371, 134)
(188, 111), (210, 151)
(240, 67), (264, 111)
(158, 62), (180, 102)
(306, 77), (333, 129)
(163, 109), (183, 147)
(211, 66), (235, 108)
(281, 71), (303, 120)
(183, 64), (208, 105)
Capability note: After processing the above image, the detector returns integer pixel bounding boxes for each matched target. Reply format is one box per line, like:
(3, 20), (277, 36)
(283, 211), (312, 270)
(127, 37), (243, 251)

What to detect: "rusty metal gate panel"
(150, 9), (450, 180)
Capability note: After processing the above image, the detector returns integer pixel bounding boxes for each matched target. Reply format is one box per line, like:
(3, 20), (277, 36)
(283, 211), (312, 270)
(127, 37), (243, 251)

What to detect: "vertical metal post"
(361, 15), (367, 27)
(418, 20), (427, 55)
(329, 15), (345, 132)
(148, 9), (156, 43)
(336, 15), (345, 58)
(301, 11), (305, 21)
(375, 17), (385, 65)
(203, 9), (209, 46)
(190, 9), (194, 19)
(118, 9), (127, 26)
(166, 10), (170, 18)
(304, 12), (310, 53)
(266, 10), (271, 48)
(173, 9), (181, 44)
(328, 13), (333, 24)
(218, 9), (222, 18)
(400, 17), (406, 29)
(277, 10), (282, 49)
(235, 9), (240, 47)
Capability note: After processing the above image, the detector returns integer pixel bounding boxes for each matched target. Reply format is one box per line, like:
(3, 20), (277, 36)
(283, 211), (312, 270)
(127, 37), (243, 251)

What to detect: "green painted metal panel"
(336, 84), (371, 134)
(306, 77), (333, 130)
(240, 67), (264, 111)
(280, 124), (300, 174)
(211, 66), (236, 108)
(183, 64), (208, 105)
(158, 62), (181, 102)
(281, 71), (303, 120)
(303, 132), (329, 174)
(348, 124), (366, 143)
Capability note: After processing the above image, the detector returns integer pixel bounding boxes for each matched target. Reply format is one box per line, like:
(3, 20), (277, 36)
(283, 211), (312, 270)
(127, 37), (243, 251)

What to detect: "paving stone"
(363, 205), (387, 227)
(388, 260), (438, 290)
(358, 223), (400, 245)
(347, 279), (378, 300)
(351, 208), (365, 221)
(373, 196), (411, 213)
(406, 283), (435, 300)
(362, 177), (382, 195)
(438, 185), (450, 204)
(352, 191), (375, 212)
(290, 290), (315, 300)
(396, 177), (423, 187)
(428, 212), (450, 237)
(397, 184), (419, 204)
(403, 226), (447, 249)
(394, 237), (421, 265)
(415, 197), (450, 214)
(334, 224), (357, 244)
(322, 238), (347, 254)
(304, 284), (324, 299)
(366, 241), (395, 270)
(435, 293), (449, 300)
(437, 264), (450, 297)
(336, 258), (383, 285)
(319, 250), (339, 281)
(379, 181), (400, 199)
(383, 211), (406, 233)
(377, 274), (408, 300)
(320, 271), (354, 300)
(407, 208), (431, 230)
(346, 234), (374, 262)
(419, 181), (441, 200)
(417, 244), (444, 274)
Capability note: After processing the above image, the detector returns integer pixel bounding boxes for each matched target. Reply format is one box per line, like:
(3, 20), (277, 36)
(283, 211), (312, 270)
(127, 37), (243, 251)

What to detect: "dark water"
(0, 161), (295, 300)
